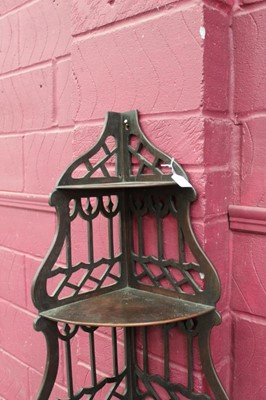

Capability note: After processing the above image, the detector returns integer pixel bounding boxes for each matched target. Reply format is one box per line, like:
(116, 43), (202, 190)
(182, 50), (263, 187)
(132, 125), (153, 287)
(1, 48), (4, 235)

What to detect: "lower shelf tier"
(40, 287), (214, 327)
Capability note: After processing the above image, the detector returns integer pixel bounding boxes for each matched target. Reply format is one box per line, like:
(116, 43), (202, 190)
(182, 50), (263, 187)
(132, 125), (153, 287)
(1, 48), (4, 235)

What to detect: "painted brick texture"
(0, 1), (28, 15)
(0, 2), (72, 397)
(57, 59), (74, 127)
(234, 7), (266, 115)
(232, 315), (266, 399)
(0, 0), (261, 399)
(71, 0), (184, 35)
(231, 1), (266, 399)
(0, 13), (19, 73)
(0, 66), (54, 133)
(0, 350), (29, 399)
(203, 7), (230, 112)
(19, 0), (71, 67)
(72, 5), (203, 121)
(24, 131), (73, 194)
(0, 136), (23, 191)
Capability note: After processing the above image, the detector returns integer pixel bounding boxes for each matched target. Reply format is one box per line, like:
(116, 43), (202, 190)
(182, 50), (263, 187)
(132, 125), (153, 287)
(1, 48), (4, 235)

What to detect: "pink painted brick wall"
(0, 136), (23, 191)
(19, 0), (71, 67)
(71, 0), (184, 35)
(0, 66), (54, 133)
(234, 6), (266, 115)
(203, 7), (230, 112)
(71, 5), (203, 121)
(0, 13), (19, 73)
(231, 3), (266, 398)
(0, 0), (263, 399)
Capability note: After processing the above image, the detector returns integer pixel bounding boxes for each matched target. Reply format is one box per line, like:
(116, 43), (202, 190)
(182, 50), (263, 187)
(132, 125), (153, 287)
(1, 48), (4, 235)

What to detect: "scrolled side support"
(197, 311), (229, 400)
(34, 317), (59, 400)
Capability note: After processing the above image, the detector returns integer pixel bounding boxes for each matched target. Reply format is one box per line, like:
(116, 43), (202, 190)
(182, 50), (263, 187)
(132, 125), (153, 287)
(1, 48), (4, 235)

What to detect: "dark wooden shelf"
(40, 287), (214, 327)
(57, 180), (177, 190)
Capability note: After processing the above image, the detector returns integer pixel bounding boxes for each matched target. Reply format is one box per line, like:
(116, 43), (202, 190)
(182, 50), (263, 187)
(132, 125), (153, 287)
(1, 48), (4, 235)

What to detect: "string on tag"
(161, 158), (175, 174)
(161, 158), (193, 188)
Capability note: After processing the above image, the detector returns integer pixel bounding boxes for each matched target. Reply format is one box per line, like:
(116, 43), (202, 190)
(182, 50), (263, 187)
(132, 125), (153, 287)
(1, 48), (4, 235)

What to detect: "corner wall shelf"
(32, 110), (229, 400)
(40, 287), (215, 327)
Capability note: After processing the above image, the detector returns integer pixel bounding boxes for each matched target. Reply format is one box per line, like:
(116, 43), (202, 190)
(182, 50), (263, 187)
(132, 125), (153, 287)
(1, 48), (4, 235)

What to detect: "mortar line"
(0, 126), (73, 137)
(232, 310), (266, 325)
(203, 0), (232, 15)
(0, 53), (71, 81)
(0, 60), (52, 80)
(72, 0), (200, 42)
(236, 110), (266, 121)
(0, 0), (39, 20)
(235, 0), (266, 15)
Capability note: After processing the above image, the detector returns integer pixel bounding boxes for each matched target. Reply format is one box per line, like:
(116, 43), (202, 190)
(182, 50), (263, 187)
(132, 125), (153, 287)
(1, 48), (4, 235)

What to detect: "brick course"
(0, 136), (23, 190)
(24, 131), (73, 194)
(19, 0), (71, 68)
(0, 66), (54, 133)
(0, 13), (19, 74)
(71, 5), (203, 121)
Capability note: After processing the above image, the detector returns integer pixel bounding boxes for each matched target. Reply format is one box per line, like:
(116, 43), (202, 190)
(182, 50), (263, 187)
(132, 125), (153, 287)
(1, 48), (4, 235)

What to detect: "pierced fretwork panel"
(135, 323), (211, 400)
(128, 133), (169, 178)
(70, 134), (118, 180)
(46, 195), (122, 302)
(56, 324), (127, 399)
(129, 192), (205, 296)
(57, 110), (191, 187)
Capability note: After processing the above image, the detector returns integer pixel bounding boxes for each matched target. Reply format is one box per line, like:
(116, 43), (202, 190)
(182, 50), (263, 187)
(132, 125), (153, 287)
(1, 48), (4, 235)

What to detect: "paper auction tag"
(171, 172), (193, 188)
(162, 158), (193, 188)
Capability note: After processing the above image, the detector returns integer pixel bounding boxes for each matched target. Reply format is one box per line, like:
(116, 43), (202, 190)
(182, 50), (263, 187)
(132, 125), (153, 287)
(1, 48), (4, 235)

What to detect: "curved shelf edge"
(40, 287), (215, 327)
(56, 181), (178, 190)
